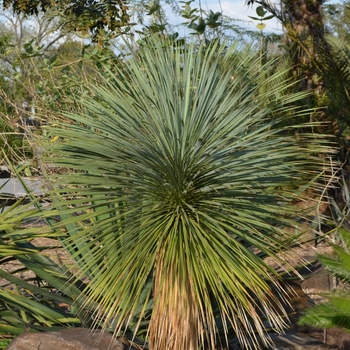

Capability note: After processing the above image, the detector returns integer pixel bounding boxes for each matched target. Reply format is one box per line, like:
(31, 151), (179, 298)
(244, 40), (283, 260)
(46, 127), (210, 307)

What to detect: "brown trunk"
(283, 0), (325, 70)
(252, 0), (326, 72)
(149, 260), (200, 350)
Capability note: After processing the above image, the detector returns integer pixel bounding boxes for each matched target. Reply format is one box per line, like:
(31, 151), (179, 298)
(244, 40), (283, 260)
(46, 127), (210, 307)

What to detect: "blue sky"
(205, 0), (282, 32)
(165, 0), (283, 34)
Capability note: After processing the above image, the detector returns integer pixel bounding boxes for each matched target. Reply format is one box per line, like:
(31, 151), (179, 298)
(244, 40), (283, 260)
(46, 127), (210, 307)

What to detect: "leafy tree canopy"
(1, 0), (131, 42)
(324, 1), (350, 43)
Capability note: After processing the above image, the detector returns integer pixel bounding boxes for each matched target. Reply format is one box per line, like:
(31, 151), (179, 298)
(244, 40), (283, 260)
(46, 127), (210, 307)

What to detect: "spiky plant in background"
(299, 227), (350, 330)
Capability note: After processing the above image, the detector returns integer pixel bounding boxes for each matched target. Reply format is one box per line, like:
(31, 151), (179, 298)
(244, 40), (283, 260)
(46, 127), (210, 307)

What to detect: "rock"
(5, 328), (137, 350)
(229, 330), (339, 349)
(300, 260), (334, 292)
(268, 332), (339, 349)
(297, 326), (350, 349)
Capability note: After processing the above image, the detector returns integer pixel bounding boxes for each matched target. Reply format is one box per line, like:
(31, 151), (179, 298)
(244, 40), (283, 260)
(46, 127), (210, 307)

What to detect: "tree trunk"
(149, 258), (200, 350)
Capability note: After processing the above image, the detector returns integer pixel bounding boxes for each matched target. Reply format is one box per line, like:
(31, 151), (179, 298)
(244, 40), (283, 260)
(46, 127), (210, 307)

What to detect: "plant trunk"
(149, 260), (200, 350)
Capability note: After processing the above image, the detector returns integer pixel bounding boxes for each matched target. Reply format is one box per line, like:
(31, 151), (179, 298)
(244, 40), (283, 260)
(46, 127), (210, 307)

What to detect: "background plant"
(299, 212), (350, 330)
(0, 193), (83, 339)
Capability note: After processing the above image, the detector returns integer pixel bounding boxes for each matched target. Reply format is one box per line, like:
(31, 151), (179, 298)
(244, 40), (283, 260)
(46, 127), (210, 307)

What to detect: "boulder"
(297, 326), (350, 349)
(268, 332), (339, 349)
(300, 260), (334, 292)
(229, 331), (339, 349)
(5, 328), (137, 350)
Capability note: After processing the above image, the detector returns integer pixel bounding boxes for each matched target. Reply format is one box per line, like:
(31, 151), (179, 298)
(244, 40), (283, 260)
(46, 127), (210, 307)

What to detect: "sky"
(165, 0), (283, 35)
(208, 0), (282, 32)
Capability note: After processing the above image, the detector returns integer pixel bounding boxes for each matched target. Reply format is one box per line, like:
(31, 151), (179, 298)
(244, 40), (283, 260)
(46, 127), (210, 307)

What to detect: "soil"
(0, 236), (73, 289)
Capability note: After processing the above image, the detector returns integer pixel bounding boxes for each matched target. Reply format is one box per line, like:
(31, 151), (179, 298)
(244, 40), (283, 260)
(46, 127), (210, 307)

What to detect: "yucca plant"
(40, 38), (331, 349)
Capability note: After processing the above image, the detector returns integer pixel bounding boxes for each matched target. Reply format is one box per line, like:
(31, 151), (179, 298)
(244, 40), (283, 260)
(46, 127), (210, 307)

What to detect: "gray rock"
(229, 330), (340, 349)
(268, 332), (339, 349)
(5, 328), (137, 350)
(300, 260), (334, 292)
(0, 178), (45, 197)
(296, 326), (350, 349)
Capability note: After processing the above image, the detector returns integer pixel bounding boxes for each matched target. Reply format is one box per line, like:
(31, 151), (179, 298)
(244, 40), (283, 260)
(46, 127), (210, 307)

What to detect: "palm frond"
(299, 224), (350, 331)
(299, 293), (350, 329)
